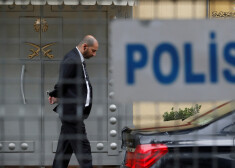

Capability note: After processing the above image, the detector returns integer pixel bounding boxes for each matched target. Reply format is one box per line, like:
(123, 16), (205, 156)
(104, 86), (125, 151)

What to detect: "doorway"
(0, 5), (109, 166)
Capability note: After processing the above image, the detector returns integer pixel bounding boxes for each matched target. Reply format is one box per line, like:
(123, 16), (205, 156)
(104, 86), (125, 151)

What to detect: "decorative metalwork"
(109, 117), (117, 125)
(110, 143), (117, 150)
(110, 130), (117, 137)
(96, 143), (104, 150)
(25, 42), (56, 59)
(212, 11), (235, 18)
(34, 18), (48, 32)
(109, 104), (117, 112)
(21, 143), (29, 150)
(8, 143), (16, 150)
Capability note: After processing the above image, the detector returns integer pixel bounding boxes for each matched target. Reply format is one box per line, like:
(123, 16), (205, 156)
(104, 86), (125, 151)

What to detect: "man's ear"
(83, 43), (88, 50)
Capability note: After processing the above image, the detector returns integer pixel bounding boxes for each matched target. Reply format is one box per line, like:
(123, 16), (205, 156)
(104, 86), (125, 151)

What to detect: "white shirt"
(76, 47), (90, 107)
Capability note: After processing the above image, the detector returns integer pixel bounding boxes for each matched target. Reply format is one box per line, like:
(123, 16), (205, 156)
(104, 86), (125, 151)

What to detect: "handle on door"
(21, 65), (26, 104)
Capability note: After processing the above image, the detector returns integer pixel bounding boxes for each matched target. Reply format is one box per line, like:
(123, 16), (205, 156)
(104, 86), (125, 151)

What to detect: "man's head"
(78, 35), (99, 59)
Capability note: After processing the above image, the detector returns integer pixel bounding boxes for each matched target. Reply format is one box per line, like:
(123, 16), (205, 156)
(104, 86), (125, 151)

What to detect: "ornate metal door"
(0, 5), (132, 166)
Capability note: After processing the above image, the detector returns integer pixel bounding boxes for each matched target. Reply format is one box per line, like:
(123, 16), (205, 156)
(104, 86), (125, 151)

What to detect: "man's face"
(83, 42), (98, 59)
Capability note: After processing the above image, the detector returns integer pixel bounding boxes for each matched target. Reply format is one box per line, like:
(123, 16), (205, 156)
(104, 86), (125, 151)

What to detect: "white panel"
(47, 0), (63, 5)
(80, 0), (96, 5)
(64, 0), (79, 5)
(1, 0), (136, 6)
(98, 0), (135, 6)
(127, 0), (135, 6)
(15, 0), (30, 5)
(113, 0), (127, 6)
(176, 0), (193, 18)
(31, 0), (46, 5)
(97, 0), (112, 5)
(0, 0), (13, 5)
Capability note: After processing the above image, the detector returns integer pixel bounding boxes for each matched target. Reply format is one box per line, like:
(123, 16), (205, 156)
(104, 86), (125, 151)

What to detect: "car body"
(121, 101), (235, 168)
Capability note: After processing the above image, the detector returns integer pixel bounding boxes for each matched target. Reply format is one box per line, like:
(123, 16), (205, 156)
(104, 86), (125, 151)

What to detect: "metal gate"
(0, 3), (133, 166)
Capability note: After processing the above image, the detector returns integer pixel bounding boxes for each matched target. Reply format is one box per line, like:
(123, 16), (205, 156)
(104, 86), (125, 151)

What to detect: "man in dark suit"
(48, 35), (98, 168)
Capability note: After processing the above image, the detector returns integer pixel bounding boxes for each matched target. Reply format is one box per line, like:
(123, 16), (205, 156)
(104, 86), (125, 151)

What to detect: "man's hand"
(48, 96), (58, 104)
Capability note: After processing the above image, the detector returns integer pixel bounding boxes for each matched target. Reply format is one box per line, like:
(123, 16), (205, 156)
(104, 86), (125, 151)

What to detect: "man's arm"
(48, 84), (58, 97)
(49, 56), (76, 99)
(57, 57), (76, 97)
(48, 56), (75, 104)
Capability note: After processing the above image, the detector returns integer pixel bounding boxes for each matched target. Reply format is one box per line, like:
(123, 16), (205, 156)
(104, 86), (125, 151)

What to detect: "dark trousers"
(52, 121), (92, 168)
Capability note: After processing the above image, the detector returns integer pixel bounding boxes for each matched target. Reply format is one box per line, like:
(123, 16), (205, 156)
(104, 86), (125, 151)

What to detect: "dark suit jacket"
(49, 48), (92, 122)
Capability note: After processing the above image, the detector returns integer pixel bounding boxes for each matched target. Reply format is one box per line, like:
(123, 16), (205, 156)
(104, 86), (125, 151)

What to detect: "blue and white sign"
(110, 20), (235, 102)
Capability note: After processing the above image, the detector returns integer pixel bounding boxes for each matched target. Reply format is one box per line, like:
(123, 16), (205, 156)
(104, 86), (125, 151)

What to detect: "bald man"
(48, 35), (98, 168)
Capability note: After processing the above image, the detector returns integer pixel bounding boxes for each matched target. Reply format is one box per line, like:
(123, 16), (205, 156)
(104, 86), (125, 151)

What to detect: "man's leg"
(71, 122), (93, 168)
(52, 124), (73, 168)
(74, 134), (92, 168)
